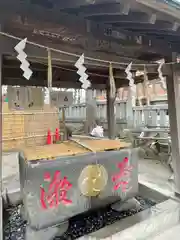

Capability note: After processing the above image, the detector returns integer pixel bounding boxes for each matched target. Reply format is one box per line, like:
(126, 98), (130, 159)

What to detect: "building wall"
(95, 80), (167, 102)
(117, 81), (167, 101)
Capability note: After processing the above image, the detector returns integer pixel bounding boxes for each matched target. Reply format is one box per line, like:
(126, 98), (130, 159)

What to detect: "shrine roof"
(0, 0), (180, 88)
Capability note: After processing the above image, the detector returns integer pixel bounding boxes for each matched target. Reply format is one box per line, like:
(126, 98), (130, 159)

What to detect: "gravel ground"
(3, 197), (156, 240)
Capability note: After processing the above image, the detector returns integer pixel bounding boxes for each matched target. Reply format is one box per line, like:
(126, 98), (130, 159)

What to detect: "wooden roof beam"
(81, 2), (132, 17)
(89, 13), (156, 24)
(172, 22), (180, 32)
(1, 28), (178, 70)
(54, 0), (97, 10)
(132, 0), (180, 29)
(136, 0), (180, 21)
(113, 20), (175, 31)
(2, 77), (107, 89)
(2, 74), (159, 89)
(0, 34), (152, 69)
(3, 76), (133, 89)
(2, 2), (177, 57)
(88, 21), (179, 56)
(2, 55), (160, 75)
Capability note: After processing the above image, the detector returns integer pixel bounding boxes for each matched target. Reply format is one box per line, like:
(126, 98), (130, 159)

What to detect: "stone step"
(79, 199), (180, 240)
(150, 224), (180, 240)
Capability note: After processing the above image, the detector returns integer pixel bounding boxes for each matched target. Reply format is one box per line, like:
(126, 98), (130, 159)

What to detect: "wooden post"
(0, 24), (3, 240)
(0, 50), (2, 240)
(106, 63), (116, 139)
(47, 48), (52, 90)
(126, 88), (134, 128)
(85, 89), (96, 134)
(106, 87), (116, 139)
(166, 53), (180, 196)
(152, 81), (156, 96)
(143, 67), (150, 105)
(62, 107), (67, 141)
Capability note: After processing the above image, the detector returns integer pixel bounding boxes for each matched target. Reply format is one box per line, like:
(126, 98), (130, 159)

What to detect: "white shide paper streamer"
(125, 62), (136, 107)
(75, 54), (91, 89)
(14, 38), (33, 80)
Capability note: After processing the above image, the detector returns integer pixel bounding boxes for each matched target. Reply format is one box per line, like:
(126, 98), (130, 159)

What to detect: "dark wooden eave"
(2, 55), (159, 88)
(0, 0), (179, 88)
(1, 0), (180, 59)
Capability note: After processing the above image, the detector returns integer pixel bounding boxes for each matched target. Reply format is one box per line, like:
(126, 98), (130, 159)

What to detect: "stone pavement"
(2, 152), (20, 199)
(150, 224), (180, 240)
(3, 152), (19, 177)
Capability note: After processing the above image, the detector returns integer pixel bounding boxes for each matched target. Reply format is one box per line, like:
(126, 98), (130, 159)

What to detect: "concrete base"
(175, 192), (180, 199)
(111, 198), (141, 212)
(2, 152), (20, 206)
(168, 174), (174, 182)
(79, 198), (180, 240)
(25, 221), (69, 240)
(78, 180), (179, 240)
(3, 188), (21, 207)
